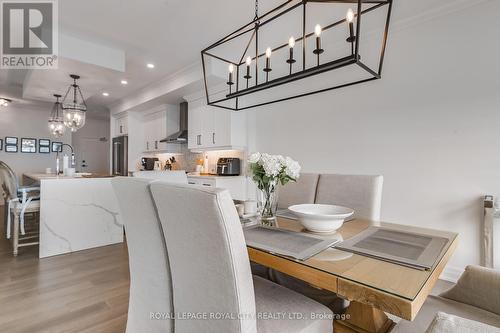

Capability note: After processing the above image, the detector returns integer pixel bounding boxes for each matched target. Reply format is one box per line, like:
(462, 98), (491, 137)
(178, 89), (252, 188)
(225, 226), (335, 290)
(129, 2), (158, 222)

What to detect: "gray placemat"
(244, 226), (341, 261)
(335, 227), (449, 270)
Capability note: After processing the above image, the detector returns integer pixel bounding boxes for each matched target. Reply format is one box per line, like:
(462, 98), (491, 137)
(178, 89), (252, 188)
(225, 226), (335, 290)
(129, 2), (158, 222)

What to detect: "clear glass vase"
(258, 188), (278, 227)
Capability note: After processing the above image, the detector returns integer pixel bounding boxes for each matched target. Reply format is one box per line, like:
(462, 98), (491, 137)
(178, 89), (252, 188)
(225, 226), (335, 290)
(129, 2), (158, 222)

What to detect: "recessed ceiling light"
(0, 98), (11, 107)
(147, 63), (155, 69)
(121, 80), (128, 85)
(102, 92), (109, 97)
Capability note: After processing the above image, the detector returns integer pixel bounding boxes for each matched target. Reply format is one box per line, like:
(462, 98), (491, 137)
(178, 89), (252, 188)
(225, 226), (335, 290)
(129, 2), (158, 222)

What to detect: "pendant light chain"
(254, 0), (259, 20)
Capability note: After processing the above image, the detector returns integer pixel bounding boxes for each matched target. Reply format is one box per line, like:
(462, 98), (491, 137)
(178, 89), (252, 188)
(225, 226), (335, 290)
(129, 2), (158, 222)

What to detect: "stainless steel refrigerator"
(112, 136), (128, 176)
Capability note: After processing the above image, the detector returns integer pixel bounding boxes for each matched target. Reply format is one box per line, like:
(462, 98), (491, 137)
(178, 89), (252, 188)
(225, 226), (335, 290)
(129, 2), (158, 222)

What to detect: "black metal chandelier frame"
(201, 0), (393, 111)
(62, 74), (88, 112)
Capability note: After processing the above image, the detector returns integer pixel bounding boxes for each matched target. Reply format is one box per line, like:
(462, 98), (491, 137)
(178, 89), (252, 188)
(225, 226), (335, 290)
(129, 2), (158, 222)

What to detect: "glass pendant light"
(62, 74), (87, 132)
(48, 94), (66, 138)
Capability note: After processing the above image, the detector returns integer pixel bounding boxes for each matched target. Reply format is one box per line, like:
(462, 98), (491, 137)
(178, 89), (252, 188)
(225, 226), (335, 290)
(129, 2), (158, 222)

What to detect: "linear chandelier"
(201, 0), (393, 111)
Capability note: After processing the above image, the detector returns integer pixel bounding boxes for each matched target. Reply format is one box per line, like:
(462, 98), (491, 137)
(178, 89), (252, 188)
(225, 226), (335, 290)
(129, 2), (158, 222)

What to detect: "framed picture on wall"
(52, 141), (63, 153)
(39, 139), (50, 147)
(39, 146), (50, 154)
(39, 139), (50, 153)
(0, 139), (2, 151)
(5, 137), (18, 153)
(21, 138), (37, 153)
(5, 145), (18, 153)
(5, 137), (17, 145)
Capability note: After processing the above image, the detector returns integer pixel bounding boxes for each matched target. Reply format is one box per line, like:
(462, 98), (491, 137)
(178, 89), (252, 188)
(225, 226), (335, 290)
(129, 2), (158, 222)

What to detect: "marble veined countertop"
(24, 173), (113, 181)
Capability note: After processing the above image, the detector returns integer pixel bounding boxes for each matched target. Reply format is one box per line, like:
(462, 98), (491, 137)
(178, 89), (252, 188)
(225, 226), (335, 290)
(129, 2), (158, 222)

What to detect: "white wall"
(0, 103), (72, 183)
(71, 117), (110, 173)
(247, 1), (500, 280)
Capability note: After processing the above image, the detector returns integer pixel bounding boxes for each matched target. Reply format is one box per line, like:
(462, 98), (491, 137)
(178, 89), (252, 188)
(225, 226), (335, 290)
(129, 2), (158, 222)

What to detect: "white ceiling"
(0, 0), (477, 115)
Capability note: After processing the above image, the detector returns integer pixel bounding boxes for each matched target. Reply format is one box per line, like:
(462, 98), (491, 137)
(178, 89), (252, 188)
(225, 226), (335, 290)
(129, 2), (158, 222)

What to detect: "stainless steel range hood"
(161, 102), (188, 143)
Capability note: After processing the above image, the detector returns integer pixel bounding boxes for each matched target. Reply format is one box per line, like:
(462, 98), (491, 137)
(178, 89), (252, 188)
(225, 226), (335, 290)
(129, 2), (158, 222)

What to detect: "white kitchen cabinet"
(188, 106), (203, 149)
(187, 176), (247, 201)
(188, 103), (246, 151)
(143, 111), (167, 152)
(143, 108), (181, 153)
(114, 115), (128, 136)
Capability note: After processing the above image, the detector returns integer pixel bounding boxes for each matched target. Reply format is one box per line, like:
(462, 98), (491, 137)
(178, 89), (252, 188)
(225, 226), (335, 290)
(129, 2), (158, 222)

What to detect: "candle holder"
(313, 46), (324, 67)
(346, 23), (356, 54)
(227, 79), (234, 94)
(286, 47), (296, 75)
(263, 63), (272, 83)
(244, 69), (252, 88)
(286, 57), (296, 75)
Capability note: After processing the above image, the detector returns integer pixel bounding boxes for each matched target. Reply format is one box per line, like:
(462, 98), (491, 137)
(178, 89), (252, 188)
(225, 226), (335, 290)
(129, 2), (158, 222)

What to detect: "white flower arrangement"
(248, 152), (301, 191)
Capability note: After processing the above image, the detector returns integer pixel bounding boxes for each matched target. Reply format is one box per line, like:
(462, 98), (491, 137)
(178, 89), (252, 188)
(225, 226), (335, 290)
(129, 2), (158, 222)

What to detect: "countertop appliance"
(141, 157), (159, 171)
(217, 157), (240, 176)
(112, 136), (128, 176)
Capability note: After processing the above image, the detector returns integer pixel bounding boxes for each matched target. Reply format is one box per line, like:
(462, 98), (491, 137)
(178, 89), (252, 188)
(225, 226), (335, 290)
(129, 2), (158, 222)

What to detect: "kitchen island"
(23, 173), (123, 258)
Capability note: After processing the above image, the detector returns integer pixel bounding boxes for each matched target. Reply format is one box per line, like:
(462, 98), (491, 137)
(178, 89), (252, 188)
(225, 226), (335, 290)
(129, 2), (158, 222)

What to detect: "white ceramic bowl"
(288, 204), (354, 233)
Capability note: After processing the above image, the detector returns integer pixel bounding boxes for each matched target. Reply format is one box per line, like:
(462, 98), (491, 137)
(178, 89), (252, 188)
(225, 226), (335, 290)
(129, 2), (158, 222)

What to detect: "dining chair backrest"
(133, 170), (188, 183)
(150, 182), (257, 333)
(277, 173), (319, 209)
(0, 161), (18, 201)
(111, 177), (174, 333)
(315, 174), (384, 221)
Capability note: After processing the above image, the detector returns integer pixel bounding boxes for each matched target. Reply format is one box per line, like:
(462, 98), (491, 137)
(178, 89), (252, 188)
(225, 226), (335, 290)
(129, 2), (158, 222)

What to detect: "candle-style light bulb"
(346, 8), (354, 23)
(264, 47), (272, 81)
(346, 8), (356, 49)
(314, 24), (322, 37)
(286, 36), (296, 73)
(265, 47), (272, 58)
(227, 63), (234, 90)
(244, 56), (252, 84)
(313, 24), (324, 63)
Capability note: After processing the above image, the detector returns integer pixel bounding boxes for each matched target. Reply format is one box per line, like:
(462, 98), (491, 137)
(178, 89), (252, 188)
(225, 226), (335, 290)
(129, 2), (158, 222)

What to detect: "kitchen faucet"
(55, 144), (76, 175)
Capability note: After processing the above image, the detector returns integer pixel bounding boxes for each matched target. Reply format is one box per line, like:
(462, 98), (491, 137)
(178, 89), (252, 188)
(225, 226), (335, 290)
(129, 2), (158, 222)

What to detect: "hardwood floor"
(0, 205), (129, 333)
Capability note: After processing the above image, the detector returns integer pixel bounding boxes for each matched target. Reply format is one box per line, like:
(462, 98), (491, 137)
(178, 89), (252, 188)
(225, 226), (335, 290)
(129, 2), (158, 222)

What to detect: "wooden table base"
(334, 301), (395, 333)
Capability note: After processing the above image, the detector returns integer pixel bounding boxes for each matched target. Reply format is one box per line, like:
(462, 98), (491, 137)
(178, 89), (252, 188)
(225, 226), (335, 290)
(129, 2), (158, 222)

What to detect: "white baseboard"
(440, 265), (463, 283)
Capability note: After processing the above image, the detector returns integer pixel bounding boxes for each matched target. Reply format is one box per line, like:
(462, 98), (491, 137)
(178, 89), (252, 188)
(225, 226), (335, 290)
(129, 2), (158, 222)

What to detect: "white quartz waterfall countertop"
(23, 173), (123, 258)
(24, 173), (113, 181)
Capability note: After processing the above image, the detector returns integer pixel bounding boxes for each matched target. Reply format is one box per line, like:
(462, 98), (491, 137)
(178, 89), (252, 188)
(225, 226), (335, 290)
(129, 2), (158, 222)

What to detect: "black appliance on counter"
(141, 157), (159, 171)
(216, 158), (241, 176)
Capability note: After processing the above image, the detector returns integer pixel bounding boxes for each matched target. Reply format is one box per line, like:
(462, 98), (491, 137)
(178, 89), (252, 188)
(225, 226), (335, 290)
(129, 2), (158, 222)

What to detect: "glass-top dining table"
(246, 217), (458, 333)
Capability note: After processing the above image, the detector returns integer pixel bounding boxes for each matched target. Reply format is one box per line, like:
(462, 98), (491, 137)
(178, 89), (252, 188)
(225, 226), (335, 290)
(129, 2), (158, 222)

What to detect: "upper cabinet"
(188, 101), (246, 151)
(114, 114), (128, 136)
(143, 107), (181, 153)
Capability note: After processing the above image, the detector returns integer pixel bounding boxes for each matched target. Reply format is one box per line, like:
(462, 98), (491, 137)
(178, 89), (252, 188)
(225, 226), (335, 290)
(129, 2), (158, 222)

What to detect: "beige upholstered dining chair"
(112, 177), (179, 333)
(277, 173), (319, 209)
(150, 182), (333, 333)
(0, 161), (40, 255)
(315, 174), (384, 221)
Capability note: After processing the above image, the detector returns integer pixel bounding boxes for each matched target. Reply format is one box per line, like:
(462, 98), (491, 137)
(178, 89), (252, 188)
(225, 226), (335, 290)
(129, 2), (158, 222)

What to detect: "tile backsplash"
(154, 147), (246, 174)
